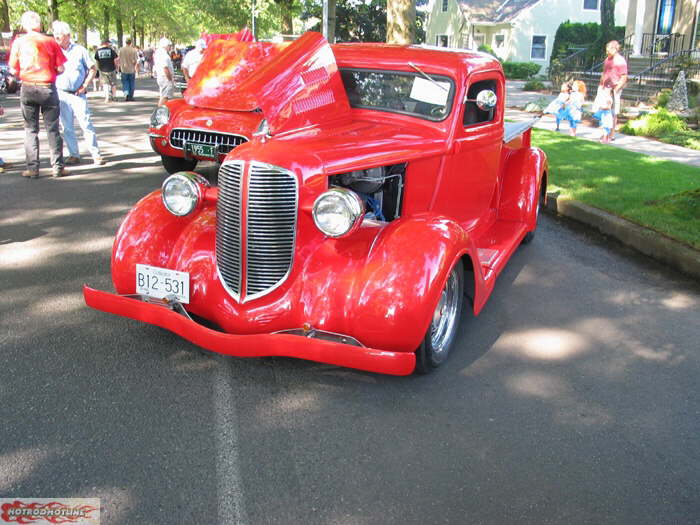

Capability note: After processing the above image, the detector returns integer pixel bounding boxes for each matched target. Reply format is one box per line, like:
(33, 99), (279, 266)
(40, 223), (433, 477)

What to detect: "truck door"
(437, 73), (503, 228)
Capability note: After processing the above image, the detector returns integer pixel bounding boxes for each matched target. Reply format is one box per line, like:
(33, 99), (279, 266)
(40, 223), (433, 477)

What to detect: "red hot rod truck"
(84, 32), (547, 376)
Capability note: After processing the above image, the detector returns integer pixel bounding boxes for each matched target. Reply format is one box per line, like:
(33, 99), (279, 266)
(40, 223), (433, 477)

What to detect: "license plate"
(185, 142), (217, 159)
(136, 264), (190, 304)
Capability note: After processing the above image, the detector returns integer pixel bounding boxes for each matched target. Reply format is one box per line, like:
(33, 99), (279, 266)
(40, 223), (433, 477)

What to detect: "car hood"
(185, 32), (351, 136)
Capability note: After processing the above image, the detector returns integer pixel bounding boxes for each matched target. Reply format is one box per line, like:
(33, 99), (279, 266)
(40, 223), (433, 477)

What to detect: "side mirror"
(475, 89), (497, 111)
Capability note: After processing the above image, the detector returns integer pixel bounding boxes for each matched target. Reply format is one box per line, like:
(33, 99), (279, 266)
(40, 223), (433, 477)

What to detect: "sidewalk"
(506, 80), (700, 279)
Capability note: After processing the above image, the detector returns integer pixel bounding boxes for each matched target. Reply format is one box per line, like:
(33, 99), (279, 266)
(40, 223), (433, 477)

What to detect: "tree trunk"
(116, 10), (123, 47)
(47, 0), (59, 24)
(386, 0), (415, 44)
(600, 0), (616, 44)
(131, 17), (136, 44)
(101, 5), (110, 43)
(1, 0), (10, 32)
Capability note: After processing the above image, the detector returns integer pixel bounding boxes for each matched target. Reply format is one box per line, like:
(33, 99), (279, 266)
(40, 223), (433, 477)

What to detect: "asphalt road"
(1, 80), (700, 525)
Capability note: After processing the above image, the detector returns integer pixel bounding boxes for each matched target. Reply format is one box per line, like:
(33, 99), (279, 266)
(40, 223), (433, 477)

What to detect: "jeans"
(121, 72), (135, 99)
(20, 84), (63, 171)
(58, 91), (100, 159)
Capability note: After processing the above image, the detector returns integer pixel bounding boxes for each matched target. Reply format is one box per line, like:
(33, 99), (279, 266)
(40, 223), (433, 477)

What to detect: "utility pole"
(252, 0), (256, 40)
(322, 0), (336, 43)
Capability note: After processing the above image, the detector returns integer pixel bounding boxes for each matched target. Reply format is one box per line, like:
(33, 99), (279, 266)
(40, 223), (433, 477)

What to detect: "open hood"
(184, 32), (351, 136)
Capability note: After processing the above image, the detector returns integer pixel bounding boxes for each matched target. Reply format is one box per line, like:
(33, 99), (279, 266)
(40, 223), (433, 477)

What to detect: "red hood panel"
(185, 32), (351, 136)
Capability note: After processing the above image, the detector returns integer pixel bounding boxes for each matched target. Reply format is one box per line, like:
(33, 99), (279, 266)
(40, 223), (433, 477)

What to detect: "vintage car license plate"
(185, 142), (217, 159)
(136, 264), (190, 303)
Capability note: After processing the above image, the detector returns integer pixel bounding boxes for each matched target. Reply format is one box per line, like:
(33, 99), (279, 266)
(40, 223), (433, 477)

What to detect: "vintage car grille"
(216, 161), (298, 301)
(170, 128), (248, 155)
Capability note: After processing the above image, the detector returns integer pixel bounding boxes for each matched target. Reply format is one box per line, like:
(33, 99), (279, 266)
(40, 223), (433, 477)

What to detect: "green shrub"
(502, 62), (541, 80)
(523, 80), (546, 91)
(478, 44), (496, 57)
(549, 21), (626, 74)
(656, 89), (672, 108)
(621, 108), (690, 138)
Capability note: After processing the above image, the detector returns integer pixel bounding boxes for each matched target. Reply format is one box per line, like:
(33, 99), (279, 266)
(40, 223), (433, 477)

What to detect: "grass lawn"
(532, 128), (700, 250)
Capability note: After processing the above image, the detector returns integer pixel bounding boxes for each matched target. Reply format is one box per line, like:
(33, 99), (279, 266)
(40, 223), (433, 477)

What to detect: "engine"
(329, 163), (406, 222)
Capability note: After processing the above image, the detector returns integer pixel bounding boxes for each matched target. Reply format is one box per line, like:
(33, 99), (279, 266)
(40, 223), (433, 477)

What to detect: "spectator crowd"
(0, 10), (198, 178)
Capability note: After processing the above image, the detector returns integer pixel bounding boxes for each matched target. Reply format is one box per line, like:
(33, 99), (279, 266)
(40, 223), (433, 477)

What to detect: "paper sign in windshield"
(410, 77), (450, 106)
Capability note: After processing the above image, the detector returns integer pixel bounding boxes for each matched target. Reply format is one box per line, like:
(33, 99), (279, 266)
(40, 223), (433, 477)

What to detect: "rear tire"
(415, 263), (464, 374)
(161, 155), (197, 175)
(522, 186), (546, 244)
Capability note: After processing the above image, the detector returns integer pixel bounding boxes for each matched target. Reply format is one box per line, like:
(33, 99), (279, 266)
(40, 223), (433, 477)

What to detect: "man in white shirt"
(181, 39), (207, 84)
(153, 37), (174, 106)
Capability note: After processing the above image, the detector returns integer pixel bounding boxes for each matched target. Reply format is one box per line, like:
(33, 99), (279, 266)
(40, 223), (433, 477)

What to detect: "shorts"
(100, 70), (117, 88)
(158, 79), (175, 99)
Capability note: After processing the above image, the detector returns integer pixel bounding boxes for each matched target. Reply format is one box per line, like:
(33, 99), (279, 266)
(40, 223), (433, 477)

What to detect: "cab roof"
(332, 43), (503, 80)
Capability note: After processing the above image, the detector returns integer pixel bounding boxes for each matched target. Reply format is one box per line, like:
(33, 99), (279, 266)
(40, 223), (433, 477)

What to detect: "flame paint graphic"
(0, 501), (98, 524)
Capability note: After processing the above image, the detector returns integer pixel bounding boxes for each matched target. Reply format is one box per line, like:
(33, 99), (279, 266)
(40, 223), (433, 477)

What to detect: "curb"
(545, 192), (700, 281)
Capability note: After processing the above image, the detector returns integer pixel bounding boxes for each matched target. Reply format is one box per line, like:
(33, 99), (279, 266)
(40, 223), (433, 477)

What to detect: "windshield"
(340, 68), (455, 121)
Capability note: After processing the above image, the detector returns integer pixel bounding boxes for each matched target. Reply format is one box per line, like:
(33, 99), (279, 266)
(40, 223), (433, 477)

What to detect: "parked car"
(85, 32), (547, 375)
(0, 47), (19, 94)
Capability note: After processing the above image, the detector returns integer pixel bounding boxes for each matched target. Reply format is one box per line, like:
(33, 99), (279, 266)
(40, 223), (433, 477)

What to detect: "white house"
(426, 0), (629, 72)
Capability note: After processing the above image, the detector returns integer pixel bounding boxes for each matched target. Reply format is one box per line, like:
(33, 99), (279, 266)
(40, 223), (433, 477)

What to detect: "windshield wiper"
(408, 62), (449, 92)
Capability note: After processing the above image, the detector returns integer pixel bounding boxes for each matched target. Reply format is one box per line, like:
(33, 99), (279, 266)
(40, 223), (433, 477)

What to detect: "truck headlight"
(150, 106), (170, 128)
(161, 172), (207, 216)
(312, 187), (364, 238)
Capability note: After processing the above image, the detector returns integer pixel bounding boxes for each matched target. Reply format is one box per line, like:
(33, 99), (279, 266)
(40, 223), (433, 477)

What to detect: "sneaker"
(65, 156), (81, 165)
(93, 156), (106, 165)
(22, 169), (39, 178)
(52, 167), (69, 178)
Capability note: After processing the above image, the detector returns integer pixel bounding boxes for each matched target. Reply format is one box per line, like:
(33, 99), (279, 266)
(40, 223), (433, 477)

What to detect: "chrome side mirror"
(475, 89), (497, 111)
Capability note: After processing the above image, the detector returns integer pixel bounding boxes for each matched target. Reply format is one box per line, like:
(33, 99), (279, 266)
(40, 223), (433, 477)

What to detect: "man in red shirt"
(9, 11), (68, 178)
(599, 40), (628, 141)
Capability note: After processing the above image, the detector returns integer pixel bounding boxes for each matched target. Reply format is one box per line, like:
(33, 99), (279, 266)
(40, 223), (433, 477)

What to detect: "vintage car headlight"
(161, 172), (206, 216)
(150, 106), (170, 128)
(312, 187), (365, 238)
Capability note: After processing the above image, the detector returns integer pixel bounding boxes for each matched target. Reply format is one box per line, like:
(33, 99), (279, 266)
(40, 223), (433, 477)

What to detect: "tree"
(1, 0), (10, 32)
(600, 0), (616, 45)
(386, 0), (414, 44)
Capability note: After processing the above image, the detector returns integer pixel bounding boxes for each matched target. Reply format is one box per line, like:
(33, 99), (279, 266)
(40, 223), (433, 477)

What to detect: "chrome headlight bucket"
(150, 105), (170, 128)
(312, 187), (365, 238)
(161, 172), (209, 216)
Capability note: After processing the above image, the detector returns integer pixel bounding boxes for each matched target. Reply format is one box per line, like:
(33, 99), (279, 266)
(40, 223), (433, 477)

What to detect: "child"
(543, 82), (570, 131)
(592, 84), (614, 143)
(564, 80), (586, 137)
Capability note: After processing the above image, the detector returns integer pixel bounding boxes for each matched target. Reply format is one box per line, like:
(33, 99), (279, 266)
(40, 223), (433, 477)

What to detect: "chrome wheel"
(415, 263), (464, 374)
(430, 269), (460, 355)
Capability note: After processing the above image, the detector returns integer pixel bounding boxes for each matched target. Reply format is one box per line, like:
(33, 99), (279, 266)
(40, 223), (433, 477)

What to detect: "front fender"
(344, 215), (472, 352)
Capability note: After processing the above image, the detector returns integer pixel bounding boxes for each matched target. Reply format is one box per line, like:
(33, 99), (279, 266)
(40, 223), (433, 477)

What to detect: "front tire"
(161, 155), (197, 175)
(415, 262), (464, 374)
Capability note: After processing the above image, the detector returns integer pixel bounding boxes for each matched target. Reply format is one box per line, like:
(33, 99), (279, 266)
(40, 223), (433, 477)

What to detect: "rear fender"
(498, 146), (547, 228)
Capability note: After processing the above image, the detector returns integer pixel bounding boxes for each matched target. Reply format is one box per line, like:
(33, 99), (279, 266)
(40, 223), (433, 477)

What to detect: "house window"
(442, 0), (448, 12)
(436, 35), (448, 47)
(531, 35), (546, 60)
(464, 79), (497, 126)
(473, 34), (484, 48)
(583, 0), (598, 10)
(494, 35), (505, 48)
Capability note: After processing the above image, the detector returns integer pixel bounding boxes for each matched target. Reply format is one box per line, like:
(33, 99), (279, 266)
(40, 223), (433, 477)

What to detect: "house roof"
(458, 0), (542, 23)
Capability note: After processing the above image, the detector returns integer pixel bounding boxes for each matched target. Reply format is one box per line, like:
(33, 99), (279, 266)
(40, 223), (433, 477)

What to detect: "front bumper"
(83, 286), (416, 376)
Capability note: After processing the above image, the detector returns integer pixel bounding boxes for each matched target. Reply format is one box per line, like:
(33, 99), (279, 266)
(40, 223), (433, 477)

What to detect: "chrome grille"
(170, 128), (248, 155)
(216, 161), (298, 302)
(246, 163), (298, 297)
(216, 161), (244, 298)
